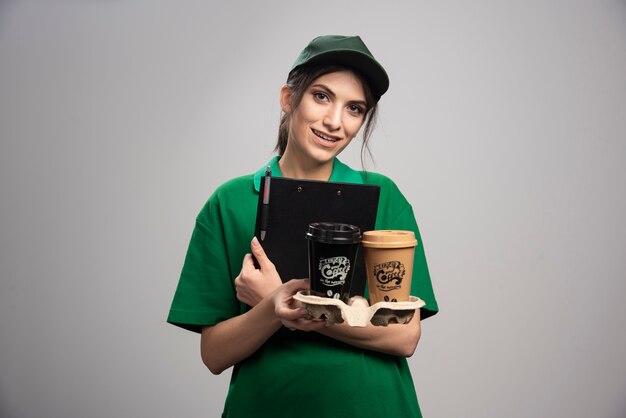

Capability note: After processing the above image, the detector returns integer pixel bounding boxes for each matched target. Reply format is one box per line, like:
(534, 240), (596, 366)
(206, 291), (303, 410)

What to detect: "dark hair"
(275, 64), (379, 168)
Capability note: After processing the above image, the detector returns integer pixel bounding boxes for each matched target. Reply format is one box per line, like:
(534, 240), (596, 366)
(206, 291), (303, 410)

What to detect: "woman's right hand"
(234, 237), (282, 306)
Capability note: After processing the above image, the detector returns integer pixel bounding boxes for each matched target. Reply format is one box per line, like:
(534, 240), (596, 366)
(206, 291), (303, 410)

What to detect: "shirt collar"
(253, 156), (363, 192)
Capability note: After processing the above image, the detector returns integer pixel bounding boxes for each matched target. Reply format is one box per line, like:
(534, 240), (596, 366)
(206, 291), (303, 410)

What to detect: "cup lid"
(305, 222), (362, 244)
(361, 230), (417, 248)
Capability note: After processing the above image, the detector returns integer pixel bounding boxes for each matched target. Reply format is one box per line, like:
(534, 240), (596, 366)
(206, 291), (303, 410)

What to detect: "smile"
(312, 129), (340, 143)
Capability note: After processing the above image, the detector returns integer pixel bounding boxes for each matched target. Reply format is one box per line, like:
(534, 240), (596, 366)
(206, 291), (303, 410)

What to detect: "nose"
(323, 106), (342, 131)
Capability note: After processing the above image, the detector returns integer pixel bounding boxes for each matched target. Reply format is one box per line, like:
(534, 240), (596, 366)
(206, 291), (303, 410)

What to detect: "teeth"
(313, 129), (337, 142)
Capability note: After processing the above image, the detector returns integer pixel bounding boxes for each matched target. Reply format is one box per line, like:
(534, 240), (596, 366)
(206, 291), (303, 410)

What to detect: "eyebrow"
(310, 83), (367, 107)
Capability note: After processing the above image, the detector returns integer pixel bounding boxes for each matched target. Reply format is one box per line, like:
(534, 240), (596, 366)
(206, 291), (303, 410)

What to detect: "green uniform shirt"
(168, 157), (438, 418)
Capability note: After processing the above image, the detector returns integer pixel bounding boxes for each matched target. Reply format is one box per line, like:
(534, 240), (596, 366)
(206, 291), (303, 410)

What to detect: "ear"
(279, 84), (293, 113)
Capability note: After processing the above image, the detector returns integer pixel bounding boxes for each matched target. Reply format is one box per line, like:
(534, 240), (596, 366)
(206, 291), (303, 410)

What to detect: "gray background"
(1, 1), (625, 417)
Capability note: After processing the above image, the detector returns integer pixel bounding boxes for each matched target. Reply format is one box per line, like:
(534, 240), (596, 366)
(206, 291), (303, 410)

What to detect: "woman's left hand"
(272, 279), (327, 332)
(234, 237), (282, 306)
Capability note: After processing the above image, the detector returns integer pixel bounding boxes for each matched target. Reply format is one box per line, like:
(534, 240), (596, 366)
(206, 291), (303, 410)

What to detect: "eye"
(348, 104), (365, 115)
(313, 92), (329, 101)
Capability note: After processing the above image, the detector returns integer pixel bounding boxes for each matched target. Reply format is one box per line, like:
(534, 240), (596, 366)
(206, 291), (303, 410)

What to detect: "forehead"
(310, 70), (366, 101)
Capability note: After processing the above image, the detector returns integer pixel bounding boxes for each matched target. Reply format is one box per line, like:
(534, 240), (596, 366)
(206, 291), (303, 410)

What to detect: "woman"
(168, 35), (438, 417)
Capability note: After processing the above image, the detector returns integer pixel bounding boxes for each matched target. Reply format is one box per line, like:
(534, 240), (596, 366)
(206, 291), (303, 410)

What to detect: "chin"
(309, 149), (342, 165)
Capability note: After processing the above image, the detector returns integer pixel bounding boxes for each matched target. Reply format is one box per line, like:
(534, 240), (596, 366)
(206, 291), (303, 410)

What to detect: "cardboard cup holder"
(293, 291), (425, 327)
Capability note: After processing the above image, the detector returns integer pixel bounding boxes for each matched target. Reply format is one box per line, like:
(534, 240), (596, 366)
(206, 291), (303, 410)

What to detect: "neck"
(278, 153), (334, 181)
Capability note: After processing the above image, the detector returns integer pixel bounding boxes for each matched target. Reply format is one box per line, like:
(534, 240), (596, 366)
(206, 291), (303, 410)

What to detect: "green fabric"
(167, 157), (438, 417)
(253, 155), (364, 191)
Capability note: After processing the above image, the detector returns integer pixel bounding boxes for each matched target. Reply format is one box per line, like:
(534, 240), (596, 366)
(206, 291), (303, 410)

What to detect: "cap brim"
(291, 50), (389, 101)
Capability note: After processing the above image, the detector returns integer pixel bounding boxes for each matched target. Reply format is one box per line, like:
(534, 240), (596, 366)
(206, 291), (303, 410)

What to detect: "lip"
(311, 128), (341, 147)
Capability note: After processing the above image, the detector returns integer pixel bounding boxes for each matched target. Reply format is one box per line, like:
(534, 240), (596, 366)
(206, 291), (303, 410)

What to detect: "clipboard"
(254, 172), (380, 297)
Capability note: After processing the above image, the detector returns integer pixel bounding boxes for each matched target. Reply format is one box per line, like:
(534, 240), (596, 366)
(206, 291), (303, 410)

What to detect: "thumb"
(251, 236), (275, 271)
(283, 278), (310, 293)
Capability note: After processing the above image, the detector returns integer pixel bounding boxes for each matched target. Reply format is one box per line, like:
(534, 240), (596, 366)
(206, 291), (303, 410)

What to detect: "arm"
(201, 238), (325, 375)
(200, 237), (282, 375)
(201, 279), (328, 374)
(317, 309), (421, 357)
(275, 297), (421, 357)
(201, 296), (281, 375)
(240, 238), (421, 358)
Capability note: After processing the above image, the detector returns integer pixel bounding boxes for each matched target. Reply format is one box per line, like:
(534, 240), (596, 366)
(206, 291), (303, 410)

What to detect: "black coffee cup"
(305, 222), (362, 302)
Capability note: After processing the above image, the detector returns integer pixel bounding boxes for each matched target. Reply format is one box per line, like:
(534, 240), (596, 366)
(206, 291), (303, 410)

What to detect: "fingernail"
(251, 236), (259, 246)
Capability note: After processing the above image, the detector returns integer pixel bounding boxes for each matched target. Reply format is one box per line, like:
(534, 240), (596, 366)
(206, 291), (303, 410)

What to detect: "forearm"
(317, 310), (421, 357)
(201, 297), (282, 375)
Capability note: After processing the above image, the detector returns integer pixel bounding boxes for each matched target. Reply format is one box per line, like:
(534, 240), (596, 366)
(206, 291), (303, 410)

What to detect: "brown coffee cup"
(361, 230), (417, 304)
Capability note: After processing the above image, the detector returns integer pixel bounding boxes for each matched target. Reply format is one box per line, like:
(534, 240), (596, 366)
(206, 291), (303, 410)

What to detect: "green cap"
(290, 35), (389, 101)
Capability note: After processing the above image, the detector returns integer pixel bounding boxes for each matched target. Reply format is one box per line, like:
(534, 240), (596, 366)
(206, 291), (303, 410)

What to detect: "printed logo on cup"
(318, 256), (351, 286)
(374, 261), (406, 291)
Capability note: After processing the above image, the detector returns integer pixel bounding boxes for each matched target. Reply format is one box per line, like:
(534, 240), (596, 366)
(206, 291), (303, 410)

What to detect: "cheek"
(289, 112), (308, 137)
(290, 106), (316, 131)
(297, 104), (319, 125)
(344, 117), (365, 137)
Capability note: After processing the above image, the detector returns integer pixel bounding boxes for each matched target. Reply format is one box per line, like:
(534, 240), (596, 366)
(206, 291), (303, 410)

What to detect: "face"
(281, 70), (367, 168)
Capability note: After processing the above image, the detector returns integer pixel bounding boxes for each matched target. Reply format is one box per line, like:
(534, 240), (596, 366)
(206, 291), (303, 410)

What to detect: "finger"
(250, 237), (275, 271)
(275, 303), (308, 321)
(282, 278), (309, 293)
(235, 285), (247, 300)
(240, 253), (255, 271)
(282, 318), (328, 332)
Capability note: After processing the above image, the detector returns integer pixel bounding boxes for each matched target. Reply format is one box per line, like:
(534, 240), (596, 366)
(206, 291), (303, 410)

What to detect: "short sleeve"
(367, 173), (439, 320)
(387, 204), (439, 319)
(167, 196), (240, 333)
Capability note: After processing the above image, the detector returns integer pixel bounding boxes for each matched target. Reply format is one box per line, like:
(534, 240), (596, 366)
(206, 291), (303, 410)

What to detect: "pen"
(260, 166), (271, 241)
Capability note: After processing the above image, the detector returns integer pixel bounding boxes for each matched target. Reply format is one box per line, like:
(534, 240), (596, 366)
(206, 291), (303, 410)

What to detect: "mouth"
(312, 128), (340, 143)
